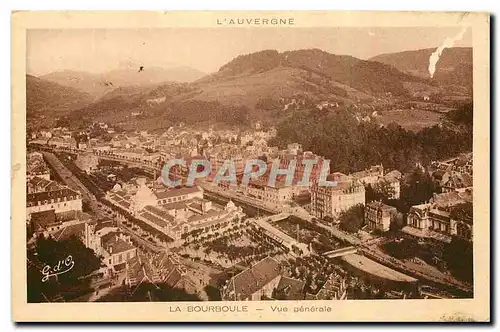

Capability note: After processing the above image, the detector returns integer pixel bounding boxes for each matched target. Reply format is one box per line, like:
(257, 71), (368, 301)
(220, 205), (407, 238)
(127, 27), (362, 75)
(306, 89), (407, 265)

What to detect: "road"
(118, 221), (166, 253)
(43, 151), (108, 219)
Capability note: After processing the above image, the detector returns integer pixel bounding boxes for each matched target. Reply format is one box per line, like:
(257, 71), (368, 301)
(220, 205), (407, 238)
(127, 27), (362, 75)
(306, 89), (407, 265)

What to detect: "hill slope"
(201, 49), (427, 97)
(61, 48), (472, 131)
(41, 66), (206, 100)
(26, 74), (93, 128)
(369, 47), (472, 90)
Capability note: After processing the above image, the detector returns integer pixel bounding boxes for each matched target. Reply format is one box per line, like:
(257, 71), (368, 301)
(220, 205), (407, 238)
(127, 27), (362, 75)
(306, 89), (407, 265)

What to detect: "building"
(365, 201), (397, 232)
(272, 276), (306, 300)
(27, 152), (50, 180)
(48, 136), (77, 149)
(29, 209), (92, 240)
(310, 173), (365, 219)
(100, 231), (137, 271)
(351, 166), (401, 200)
(222, 257), (282, 301)
(440, 172), (473, 193)
(404, 191), (473, 242)
(106, 178), (244, 240)
(75, 151), (99, 173)
(243, 179), (294, 205)
(381, 170), (402, 199)
(84, 220), (137, 272)
(304, 274), (348, 300)
(27, 176), (62, 194)
(26, 187), (83, 216)
(125, 252), (197, 294)
(351, 165), (384, 186)
(275, 151), (325, 186)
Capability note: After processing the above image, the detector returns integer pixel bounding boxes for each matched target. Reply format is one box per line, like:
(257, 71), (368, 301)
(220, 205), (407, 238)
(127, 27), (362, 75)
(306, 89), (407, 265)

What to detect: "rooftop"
(101, 232), (136, 254)
(27, 187), (81, 205)
(225, 257), (281, 300)
(154, 186), (202, 199)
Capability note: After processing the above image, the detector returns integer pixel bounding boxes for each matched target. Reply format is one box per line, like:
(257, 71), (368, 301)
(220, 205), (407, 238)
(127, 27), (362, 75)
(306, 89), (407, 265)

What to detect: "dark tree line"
(27, 235), (101, 302)
(269, 103), (473, 174)
(338, 204), (365, 233)
(165, 100), (250, 126)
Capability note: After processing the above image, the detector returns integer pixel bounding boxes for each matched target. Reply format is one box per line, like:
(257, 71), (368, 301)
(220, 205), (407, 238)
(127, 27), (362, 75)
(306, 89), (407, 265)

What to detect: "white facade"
(26, 189), (83, 215)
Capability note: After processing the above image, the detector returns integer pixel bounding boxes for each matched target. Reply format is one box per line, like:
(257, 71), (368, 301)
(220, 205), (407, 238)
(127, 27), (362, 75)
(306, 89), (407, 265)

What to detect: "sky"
(27, 27), (472, 76)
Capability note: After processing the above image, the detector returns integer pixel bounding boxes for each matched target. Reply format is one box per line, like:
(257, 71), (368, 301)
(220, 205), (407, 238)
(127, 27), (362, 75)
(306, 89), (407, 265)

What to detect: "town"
(26, 120), (473, 302)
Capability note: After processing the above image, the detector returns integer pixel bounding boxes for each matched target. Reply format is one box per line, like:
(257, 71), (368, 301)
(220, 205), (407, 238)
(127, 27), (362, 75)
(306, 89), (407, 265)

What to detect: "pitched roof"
(27, 187), (80, 205)
(52, 222), (86, 241)
(366, 201), (397, 212)
(101, 232), (136, 254)
(154, 186), (202, 199)
(143, 205), (175, 222)
(274, 276), (305, 300)
(140, 211), (171, 228)
(31, 210), (56, 228)
(225, 257), (281, 300)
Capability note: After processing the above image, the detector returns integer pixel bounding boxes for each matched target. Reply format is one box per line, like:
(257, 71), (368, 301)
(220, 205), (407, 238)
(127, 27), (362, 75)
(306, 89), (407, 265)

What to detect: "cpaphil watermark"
(161, 158), (337, 188)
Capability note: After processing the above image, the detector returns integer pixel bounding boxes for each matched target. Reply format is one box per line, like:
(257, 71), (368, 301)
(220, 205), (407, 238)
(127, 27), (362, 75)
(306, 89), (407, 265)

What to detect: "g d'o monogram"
(41, 255), (75, 282)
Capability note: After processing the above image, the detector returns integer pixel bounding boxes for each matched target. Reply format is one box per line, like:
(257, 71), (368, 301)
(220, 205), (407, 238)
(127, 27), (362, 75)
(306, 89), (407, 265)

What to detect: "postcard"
(11, 11), (490, 322)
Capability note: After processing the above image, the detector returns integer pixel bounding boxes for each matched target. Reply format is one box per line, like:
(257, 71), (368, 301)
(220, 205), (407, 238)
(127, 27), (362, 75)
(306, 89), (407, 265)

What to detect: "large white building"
(242, 179), (295, 205)
(404, 191), (473, 242)
(106, 178), (244, 240)
(310, 172), (365, 219)
(26, 187), (83, 215)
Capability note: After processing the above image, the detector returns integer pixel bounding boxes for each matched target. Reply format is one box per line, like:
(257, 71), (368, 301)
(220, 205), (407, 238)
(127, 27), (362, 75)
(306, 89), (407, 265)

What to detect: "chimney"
(108, 246), (113, 254)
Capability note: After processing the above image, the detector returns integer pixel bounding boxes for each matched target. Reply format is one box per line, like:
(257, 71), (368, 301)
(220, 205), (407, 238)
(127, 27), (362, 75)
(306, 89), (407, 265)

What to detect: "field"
(375, 109), (442, 132)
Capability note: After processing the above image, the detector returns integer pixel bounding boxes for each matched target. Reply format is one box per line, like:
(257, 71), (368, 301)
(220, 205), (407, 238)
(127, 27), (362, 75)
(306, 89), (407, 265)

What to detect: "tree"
(443, 238), (473, 283)
(204, 285), (222, 301)
(35, 235), (101, 283)
(374, 179), (396, 201)
(338, 204), (365, 233)
(400, 167), (439, 212)
(27, 235), (101, 302)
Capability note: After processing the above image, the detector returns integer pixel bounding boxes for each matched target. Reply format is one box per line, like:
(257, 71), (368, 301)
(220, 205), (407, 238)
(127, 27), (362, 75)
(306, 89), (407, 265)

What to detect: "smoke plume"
(428, 27), (468, 78)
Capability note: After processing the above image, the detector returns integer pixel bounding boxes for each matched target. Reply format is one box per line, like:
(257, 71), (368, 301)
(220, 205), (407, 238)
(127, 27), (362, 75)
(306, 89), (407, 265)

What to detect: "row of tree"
(269, 103), (473, 174)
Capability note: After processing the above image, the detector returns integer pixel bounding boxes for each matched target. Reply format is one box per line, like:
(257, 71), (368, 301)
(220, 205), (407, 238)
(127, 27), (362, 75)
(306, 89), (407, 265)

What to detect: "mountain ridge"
(41, 65), (206, 99)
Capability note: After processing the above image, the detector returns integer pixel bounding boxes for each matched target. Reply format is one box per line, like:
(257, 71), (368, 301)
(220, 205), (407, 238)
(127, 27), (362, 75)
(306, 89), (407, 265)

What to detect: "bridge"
(323, 246), (358, 258)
